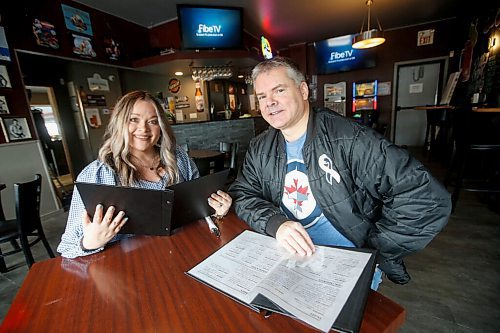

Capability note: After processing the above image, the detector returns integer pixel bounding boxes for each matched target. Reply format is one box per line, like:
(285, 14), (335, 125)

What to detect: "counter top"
(472, 107), (500, 113)
(171, 115), (262, 126)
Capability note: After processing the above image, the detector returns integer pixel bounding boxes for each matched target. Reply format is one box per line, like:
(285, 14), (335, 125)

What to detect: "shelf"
(132, 49), (261, 69)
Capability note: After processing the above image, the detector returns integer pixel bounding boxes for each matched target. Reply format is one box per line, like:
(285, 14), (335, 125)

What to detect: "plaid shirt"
(57, 146), (199, 258)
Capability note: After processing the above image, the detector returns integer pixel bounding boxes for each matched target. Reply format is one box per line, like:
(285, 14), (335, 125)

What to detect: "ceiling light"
(175, 71), (183, 76)
(352, 0), (386, 49)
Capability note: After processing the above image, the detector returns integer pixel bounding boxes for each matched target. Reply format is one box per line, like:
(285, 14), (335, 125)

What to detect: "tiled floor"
(1, 149), (499, 332)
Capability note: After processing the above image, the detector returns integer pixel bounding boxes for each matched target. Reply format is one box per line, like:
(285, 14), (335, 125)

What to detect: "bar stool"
(444, 107), (500, 211)
(418, 105), (454, 161)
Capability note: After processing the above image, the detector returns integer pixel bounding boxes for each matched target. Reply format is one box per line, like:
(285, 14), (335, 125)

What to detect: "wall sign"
(86, 94), (107, 106)
(261, 36), (273, 59)
(417, 29), (435, 46)
(168, 78), (181, 93)
(87, 74), (109, 91)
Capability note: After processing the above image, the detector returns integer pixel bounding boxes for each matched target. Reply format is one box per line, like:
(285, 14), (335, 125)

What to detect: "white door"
(393, 59), (445, 146)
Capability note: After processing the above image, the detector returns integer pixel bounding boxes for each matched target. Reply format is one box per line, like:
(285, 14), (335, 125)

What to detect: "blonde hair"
(98, 90), (179, 186)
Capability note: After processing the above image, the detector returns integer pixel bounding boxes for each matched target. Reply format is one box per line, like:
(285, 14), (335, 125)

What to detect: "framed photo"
(0, 65), (12, 88)
(1, 116), (32, 142)
(0, 96), (9, 114)
(72, 34), (96, 58)
(104, 37), (120, 60)
(61, 4), (93, 36)
(32, 19), (59, 49)
(0, 26), (11, 61)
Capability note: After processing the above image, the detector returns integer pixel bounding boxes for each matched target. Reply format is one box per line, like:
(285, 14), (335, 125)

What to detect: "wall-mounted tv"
(177, 4), (243, 50)
(314, 35), (377, 74)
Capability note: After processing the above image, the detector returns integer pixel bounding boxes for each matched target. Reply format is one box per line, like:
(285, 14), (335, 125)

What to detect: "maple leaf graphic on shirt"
(284, 179), (309, 212)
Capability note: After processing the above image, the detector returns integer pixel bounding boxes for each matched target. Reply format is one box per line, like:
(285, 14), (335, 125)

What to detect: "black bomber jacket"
(228, 107), (451, 284)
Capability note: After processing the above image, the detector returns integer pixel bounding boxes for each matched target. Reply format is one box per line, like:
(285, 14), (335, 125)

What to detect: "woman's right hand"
(81, 204), (128, 250)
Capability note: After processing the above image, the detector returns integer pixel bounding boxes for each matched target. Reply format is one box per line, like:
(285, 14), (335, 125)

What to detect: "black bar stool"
(444, 107), (500, 212)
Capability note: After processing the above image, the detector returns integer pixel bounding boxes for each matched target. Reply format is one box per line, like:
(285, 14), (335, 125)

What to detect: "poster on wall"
(378, 81), (392, 96)
(84, 108), (102, 128)
(0, 65), (12, 88)
(61, 4), (93, 36)
(32, 19), (59, 49)
(0, 96), (9, 114)
(72, 34), (96, 58)
(104, 37), (120, 60)
(1, 117), (32, 142)
(324, 82), (346, 116)
(0, 27), (11, 61)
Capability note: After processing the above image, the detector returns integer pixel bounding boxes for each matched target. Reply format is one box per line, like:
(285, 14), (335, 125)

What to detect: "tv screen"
(177, 5), (243, 50)
(314, 35), (376, 74)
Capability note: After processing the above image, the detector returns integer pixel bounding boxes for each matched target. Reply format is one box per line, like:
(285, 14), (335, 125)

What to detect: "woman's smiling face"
(128, 99), (161, 154)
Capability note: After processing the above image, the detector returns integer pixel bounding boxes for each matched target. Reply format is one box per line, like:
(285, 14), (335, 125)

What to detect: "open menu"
(187, 230), (377, 333)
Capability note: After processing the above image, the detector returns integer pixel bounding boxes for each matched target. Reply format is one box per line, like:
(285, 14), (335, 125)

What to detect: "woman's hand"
(208, 190), (232, 217)
(81, 204), (128, 250)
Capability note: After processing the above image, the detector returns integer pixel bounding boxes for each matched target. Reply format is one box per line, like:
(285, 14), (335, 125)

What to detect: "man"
(229, 57), (451, 285)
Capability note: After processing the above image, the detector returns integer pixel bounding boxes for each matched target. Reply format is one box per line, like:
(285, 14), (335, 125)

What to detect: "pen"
(204, 216), (220, 237)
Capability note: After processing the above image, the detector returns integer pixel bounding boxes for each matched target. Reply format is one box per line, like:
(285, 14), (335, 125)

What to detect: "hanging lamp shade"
(352, 0), (386, 49)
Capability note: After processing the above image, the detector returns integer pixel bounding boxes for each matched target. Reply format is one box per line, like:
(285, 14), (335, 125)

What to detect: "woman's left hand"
(208, 190), (232, 217)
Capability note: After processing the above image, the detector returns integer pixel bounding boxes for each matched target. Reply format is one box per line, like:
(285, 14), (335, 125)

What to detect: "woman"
(58, 91), (232, 258)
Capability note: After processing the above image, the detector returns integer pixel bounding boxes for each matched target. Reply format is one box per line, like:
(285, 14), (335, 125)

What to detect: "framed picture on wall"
(0, 26), (11, 61)
(1, 116), (32, 142)
(0, 65), (12, 88)
(0, 96), (9, 114)
(61, 4), (93, 36)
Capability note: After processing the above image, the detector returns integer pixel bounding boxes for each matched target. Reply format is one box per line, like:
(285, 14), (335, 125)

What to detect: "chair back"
(14, 174), (43, 235)
(219, 142), (238, 170)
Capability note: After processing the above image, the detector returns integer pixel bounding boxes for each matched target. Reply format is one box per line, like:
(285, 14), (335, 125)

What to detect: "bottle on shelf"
(195, 80), (204, 113)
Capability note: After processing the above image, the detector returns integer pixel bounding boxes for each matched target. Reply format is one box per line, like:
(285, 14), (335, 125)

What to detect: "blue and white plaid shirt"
(57, 146), (199, 258)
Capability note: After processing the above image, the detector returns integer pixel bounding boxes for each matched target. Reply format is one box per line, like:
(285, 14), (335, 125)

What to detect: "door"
(392, 58), (447, 146)
(27, 86), (74, 209)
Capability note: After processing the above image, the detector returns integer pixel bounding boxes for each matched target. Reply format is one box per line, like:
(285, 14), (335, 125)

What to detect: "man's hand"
(276, 221), (315, 256)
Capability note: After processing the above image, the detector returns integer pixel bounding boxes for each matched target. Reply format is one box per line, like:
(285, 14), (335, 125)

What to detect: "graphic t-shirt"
(281, 133), (354, 247)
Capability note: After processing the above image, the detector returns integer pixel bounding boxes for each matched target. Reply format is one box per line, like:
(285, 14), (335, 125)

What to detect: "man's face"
(255, 67), (309, 139)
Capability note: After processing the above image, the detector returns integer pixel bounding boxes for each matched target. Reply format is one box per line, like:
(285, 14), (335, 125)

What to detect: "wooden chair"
(0, 174), (55, 271)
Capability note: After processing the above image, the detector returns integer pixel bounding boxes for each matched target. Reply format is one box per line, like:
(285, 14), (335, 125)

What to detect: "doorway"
(28, 86), (73, 210)
(391, 57), (448, 146)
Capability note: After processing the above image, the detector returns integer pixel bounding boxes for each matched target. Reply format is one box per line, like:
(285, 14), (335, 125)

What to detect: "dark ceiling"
(74, 0), (468, 50)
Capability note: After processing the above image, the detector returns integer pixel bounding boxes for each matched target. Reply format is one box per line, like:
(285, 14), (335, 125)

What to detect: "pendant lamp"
(352, 0), (386, 49)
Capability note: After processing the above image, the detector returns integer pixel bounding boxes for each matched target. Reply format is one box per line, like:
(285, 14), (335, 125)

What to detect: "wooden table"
(188, 149), (225, 159)
(472, 107), (500, 113)
(0, 213), (405, 332)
